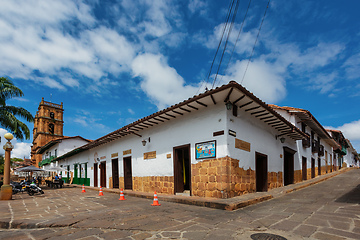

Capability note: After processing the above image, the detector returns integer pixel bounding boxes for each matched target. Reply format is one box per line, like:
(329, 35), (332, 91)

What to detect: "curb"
(66, 168), (354, 211)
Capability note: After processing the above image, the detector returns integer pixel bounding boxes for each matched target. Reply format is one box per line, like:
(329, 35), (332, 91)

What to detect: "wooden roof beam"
(251, 110), (266, 115)
(210, 95), (216, 105)
(245, 106), (261, 112)
(224, 88), (233, 102)
(179, 107), (191, 113)
(239, 101), (253, 108)
(233, 95), (245, 104)
(196, 100), (207, 107)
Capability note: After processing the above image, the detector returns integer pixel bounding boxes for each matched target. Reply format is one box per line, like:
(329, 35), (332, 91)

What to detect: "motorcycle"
(28, 182), (44, 195)
(11, 181), (44, 196)
(10, 181), (23, 194)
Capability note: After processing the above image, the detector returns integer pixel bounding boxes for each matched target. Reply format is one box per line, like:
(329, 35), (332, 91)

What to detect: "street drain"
(250, 233), (287, 240)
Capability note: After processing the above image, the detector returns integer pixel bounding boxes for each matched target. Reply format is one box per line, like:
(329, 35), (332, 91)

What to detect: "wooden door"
(123, 157), (132, 190)
(283, 147), (295, 186)
(318, 158), (321, 176)
(173, 144), (191, 194)
(100, 161), (106, 188)
(256, 152), (268, 192)
(94, 163), (98, 187)
(112, 158), (119, 188)
(302, 157), (307, 181)
(311, 158), (315, 178)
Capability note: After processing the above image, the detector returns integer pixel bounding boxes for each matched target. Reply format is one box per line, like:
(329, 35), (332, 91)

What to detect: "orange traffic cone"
(81, 184), (86, 193)
(151, 191), (161, 206)
(119, 188), (126, 200)
(98, 186), (104, 196)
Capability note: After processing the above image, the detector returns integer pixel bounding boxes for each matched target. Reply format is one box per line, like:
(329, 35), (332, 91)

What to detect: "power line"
(219, 0), (252, 85)
(212, 0), (241, 89)
(241, 0), (270, 84)
(196, 0), (237, 95)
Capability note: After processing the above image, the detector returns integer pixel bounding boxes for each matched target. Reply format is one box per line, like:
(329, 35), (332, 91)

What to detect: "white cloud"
(343, 53), (360, 80)
(132, 53), (199, 109)
(188, 0), (208, 15)
(218, 59), (286, 103)
(128, 109), (135, 115)
(0, 128), (32, 159)
(0, 0), (135, 91)
(337, 120), (360, 141)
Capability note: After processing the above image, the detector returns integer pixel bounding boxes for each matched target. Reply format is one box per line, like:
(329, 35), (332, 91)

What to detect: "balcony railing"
(302, 134), (310, 148)
(318, 145), (325, 157)
(39, 156), (55, 167)
(312, 140), (319, 153)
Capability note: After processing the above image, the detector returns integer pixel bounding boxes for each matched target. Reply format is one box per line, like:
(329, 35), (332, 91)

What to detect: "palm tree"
(0, 77), (34, 141)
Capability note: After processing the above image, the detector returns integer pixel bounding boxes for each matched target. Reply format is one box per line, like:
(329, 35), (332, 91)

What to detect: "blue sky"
(0, 0), (359, 158)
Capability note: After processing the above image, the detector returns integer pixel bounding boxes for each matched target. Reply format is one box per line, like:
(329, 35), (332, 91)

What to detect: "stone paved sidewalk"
(0, 168), (359, 239)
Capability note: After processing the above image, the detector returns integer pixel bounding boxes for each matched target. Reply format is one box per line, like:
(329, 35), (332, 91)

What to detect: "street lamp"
(1, 133), (14, 200)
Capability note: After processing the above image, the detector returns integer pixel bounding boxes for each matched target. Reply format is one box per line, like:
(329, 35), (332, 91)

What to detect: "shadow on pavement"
(335, 184), (360, 203)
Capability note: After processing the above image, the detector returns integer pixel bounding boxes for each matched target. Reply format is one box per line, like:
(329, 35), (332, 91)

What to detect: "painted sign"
(111, 153), (118, 158)
(144, 151), (156, 160)
(123, 149), (131, 155)
(235, 138), (251, 152)
(195, 140), (216, 159)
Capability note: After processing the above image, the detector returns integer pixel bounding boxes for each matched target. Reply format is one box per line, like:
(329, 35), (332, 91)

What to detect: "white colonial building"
(44, 81), (357, 198)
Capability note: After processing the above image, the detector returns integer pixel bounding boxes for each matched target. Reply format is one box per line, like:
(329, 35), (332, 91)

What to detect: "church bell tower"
(31, 98), (64, 167)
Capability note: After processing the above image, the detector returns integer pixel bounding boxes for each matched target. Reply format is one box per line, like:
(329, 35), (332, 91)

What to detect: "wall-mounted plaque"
(229, 130), (236, 137)
(144, 151), (156, 160)
(111, 153), (118, 158)
(195, 140), (216, 159)
(167, 154), (171, 159)
(235, 138), (251, 152)
(123, 149), (131, 155)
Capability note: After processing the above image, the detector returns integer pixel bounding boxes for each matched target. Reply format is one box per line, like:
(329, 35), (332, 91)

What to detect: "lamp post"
(1, 133), (14, 200)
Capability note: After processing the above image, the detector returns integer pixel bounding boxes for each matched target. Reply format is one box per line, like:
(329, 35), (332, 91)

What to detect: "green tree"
(0, 77), (34, 140)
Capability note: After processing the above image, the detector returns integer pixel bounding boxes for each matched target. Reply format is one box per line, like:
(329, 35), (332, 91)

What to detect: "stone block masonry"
(191, 157), (282, 198)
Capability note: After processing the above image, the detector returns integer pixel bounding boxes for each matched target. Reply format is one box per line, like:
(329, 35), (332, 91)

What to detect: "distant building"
(30, 98), (64, 167)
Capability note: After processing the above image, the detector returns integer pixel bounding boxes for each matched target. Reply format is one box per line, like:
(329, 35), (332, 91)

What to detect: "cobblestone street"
(0, 169), (359, 239)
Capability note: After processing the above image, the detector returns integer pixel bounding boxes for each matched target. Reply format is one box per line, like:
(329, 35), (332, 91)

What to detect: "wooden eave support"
(239, 101), (253, 108)
(187, 104), (198, 110)
(224, 88), (233, 102)
(179, 107), (191, 113)
(196, 100), (207, 107)
(233, 95), (245, 104)
(210, 95), (216, 105)
(245, 106), (261, 112)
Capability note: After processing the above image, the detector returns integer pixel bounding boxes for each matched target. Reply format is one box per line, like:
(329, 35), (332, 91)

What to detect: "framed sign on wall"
(195, 140), (216, 159)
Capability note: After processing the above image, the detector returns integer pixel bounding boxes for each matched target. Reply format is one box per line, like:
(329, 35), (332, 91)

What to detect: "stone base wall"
(107, 157), (340, 199)
(191, 157), (283, 198)
(117, 176), (174, 195)
(294, 170), (302, 183)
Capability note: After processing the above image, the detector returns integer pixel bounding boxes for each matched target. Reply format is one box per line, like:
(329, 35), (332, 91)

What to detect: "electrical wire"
(195, 0), (237, 95)
(241, 0), (270, 84)
(219, 0), (252, 85)
(212, 0), (241, 89)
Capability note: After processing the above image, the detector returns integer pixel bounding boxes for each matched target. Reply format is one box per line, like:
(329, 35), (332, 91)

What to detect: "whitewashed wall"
(61, 104), (229, 188)
(42, 138), (89, 160)
(272, 109), (335, 173)
(226, 106), (298, 173)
